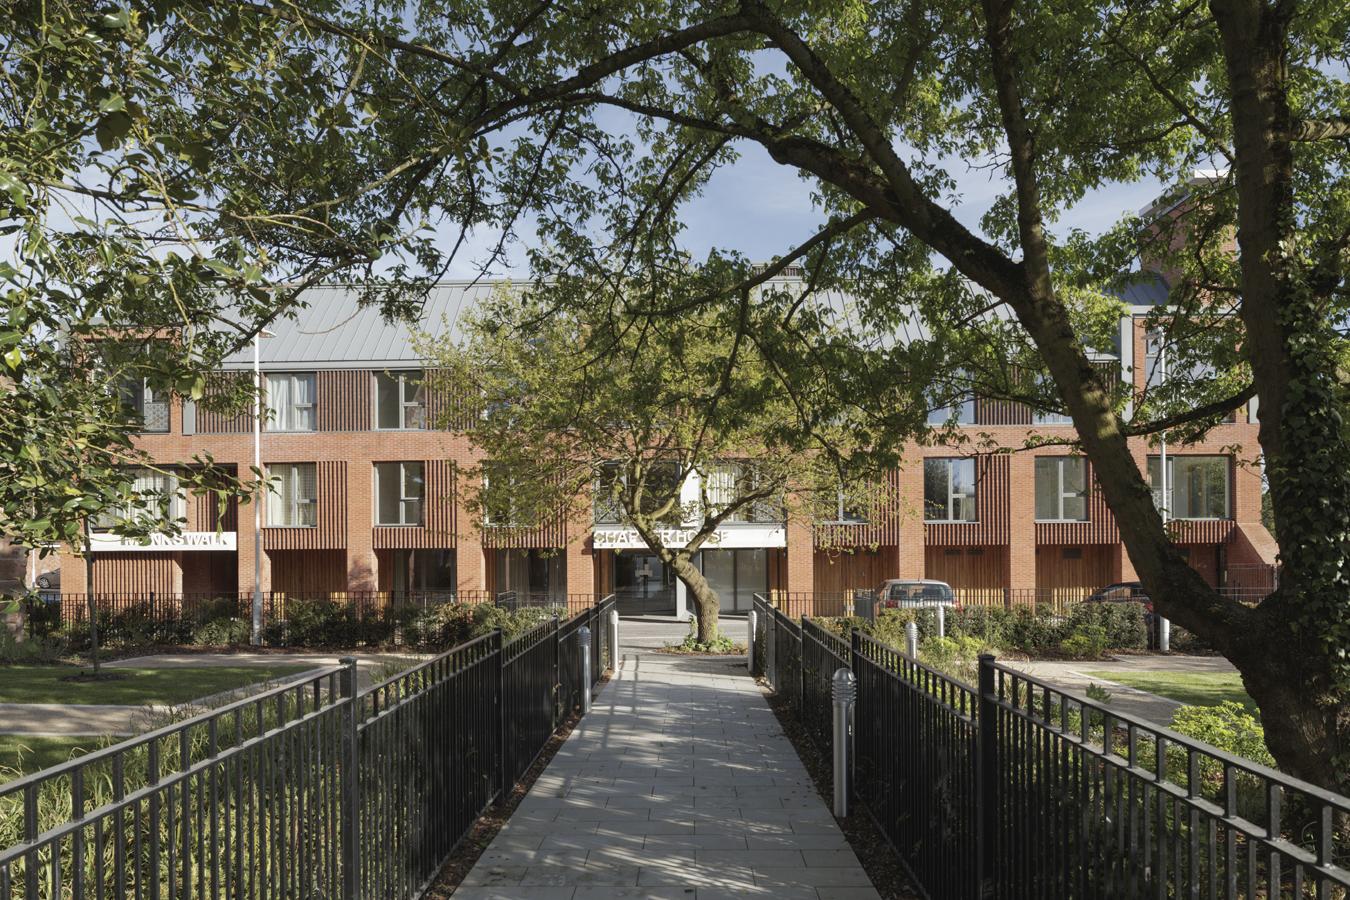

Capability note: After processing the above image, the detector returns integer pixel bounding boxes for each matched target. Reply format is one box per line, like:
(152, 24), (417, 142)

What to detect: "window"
(118, 379), (170, 433)
(703, 463), (782, 523)
(591, 461), (684, 526)
(376, 371), (425, 429)
(1144, 335), (1236, 423)
(95, 468), (178, 530)
(927, 397), (976, 426)
(269, 463), (317, 527)
(265, 373), (316, 431)
(824, 489), (867, 524)
(1033, 409), (1073, 425)
(376, 462), (424, 525)
(1147, 456), (1229, 520)
(1035, 457), (1088, 521)
(924, 458), (976, 522)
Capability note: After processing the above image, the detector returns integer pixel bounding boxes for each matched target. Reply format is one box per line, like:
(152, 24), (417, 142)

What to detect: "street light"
(252, 328), (275, 646)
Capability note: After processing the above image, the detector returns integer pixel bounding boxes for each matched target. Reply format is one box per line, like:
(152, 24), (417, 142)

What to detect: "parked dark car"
(1082, 581), (1157, 645)
(35, 568), (59, 590)
(874, 579), (960, 610)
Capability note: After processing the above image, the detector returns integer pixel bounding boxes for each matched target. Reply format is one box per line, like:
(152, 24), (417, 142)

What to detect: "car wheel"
(36, 575), (52, 589)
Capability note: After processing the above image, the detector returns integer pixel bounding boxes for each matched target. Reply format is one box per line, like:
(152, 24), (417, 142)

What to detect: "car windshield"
(885, 582), (954, 603)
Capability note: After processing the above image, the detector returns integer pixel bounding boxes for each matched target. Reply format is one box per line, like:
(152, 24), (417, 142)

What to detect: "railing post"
(976, 654), (999, 899)
(831, 668), (856, 818)
(747, 610), (757, 676)
(608, 609), (619, 673)
(338, 656), (360, 900)
(905, 621), (918, 658)
(494, 628), (506, 805)
(579, 626), (592, 714)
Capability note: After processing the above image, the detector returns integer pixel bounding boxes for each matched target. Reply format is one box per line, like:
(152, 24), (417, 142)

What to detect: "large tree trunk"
(664, 552), (721, 644)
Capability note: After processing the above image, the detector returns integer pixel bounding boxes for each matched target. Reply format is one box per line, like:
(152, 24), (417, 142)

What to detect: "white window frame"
(268, 462), (318, 528)
(264, 372), (317, 432)
(924, 458), (977, 522)
(376, 461), (424, 526)
(1034, 457), (1089, 522)
(375, 370), (426, 430)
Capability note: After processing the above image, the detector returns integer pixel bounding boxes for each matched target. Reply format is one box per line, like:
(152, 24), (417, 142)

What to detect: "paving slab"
(452, 617), (876, 899)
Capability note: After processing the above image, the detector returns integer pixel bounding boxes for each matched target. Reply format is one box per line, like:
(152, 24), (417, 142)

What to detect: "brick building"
(56, 275), (1276, 617)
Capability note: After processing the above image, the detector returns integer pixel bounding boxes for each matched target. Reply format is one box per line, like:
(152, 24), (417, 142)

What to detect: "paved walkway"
(453, 617), (879, 900)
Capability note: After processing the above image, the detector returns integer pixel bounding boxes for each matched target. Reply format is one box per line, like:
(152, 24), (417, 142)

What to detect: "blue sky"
(440, 141), (1168, 279)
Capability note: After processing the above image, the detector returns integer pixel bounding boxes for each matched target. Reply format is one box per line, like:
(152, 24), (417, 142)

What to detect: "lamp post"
(252, 328), (274, 646)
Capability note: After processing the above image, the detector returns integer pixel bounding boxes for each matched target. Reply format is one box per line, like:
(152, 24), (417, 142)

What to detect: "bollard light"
(747, 610), (757, 675)
(936, 603), (945, 640)
(579, 626), (592, 714)
(609, 609), (620, 672)
(831, 668), (856, 818)
(905, 621), (918, 658)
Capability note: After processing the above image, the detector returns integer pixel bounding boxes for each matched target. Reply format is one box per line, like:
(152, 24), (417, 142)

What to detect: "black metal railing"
(1, 596), (616, 900)
(751, 593), (1350, 900)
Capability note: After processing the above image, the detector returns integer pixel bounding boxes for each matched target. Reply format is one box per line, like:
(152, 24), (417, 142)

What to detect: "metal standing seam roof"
(218, 273), (1161, 369)
(219, 281), (495, 371)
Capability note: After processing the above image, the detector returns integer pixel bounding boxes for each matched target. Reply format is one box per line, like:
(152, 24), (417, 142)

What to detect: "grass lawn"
(0, 664), (318, 707)
(0, 734), (119, 782)
(1081, 670), (1258, 715)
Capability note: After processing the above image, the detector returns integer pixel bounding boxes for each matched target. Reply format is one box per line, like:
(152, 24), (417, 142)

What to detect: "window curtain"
(266, 374), (291, 431)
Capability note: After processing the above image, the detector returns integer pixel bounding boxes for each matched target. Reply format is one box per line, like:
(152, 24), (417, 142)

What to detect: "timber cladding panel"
(268, 549), (348, 593)
(92, 552), (177, 594)
(196, 373), (252, 434)
(424, 371), (477, 432)
(1035, 544), (1113, 595)
(925, 455), (1010, 545)
(318, 371), (372, 431)
(924, 545), (1009, 590)
(263, 461), (348, 550)
(813, 548), (888, 594)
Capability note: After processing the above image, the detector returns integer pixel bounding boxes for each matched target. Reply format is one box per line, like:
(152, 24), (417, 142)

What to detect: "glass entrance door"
(614, 551), (676, 614)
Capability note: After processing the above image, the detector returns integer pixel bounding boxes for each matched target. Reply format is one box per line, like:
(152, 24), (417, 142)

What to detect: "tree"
(6, 0), (1350, 792)
(418, 283), (892, 642)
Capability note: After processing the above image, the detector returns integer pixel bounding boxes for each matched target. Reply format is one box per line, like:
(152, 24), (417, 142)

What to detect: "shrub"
(1008, 606), (1063, 650)
(1064, 602), (1146, 650)
(0, 629), (65, 663)
(667, 621), (740, 653)
(193, 617), (251, 646)
(1062, 623), (1110, 659)
(1167, 702), (1273, 820)
(948, 605), (1014, 648)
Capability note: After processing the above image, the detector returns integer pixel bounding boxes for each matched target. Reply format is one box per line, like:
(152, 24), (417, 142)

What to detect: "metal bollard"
(579, 626), (592, 714)
(936, 603), (945, 639)
(1159, 617), (1170, 653)
(747, 610), (757, 673)
(832, 668), (856, 818)
(905, 621), (918, 658)
(609, 610), (620, 671)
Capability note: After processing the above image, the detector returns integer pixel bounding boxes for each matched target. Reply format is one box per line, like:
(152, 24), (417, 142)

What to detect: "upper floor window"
(118, 379), (170, 433)
(95, 468), (178, 530)
(704, 463), (783, 523)
(927, 397), (976, 426)
(265, 373), (316, 431)
(924, 458), (976, 522)
(592, 460), (683, 526)
(1035, 457), (1088, 521)
(1144, 336), (1236, 423)
(376, 371), (425, 429)
(1033, 409), (1073, 425)
(822, 489), (867, 524)
(376, 462), (424, 526)
(269, 462), (317, 527)
(1147, 456), (1229, 520)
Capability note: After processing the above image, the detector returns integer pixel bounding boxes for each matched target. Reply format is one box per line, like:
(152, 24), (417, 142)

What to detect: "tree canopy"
(3, 0), (1350, 790)
(418, 281), (894, 640)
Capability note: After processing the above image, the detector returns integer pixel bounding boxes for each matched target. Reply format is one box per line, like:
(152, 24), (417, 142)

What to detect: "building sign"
(90, 532), (238, 552)
(591, 526), (785, 550)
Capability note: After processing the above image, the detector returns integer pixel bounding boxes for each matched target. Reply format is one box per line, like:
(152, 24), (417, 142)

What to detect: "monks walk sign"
(89, 532), (238, 552)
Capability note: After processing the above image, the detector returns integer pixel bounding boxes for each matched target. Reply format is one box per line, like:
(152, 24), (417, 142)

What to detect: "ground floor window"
(1147, 456), (1229, 520)
(386, 548), (456, 594)
(699, 548), (768, 612)
(612, 549), (676, 613)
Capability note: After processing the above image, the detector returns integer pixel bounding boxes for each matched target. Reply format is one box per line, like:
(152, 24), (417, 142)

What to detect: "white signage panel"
(90, 532), (238, 552)
(591, 526), (785, 550)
